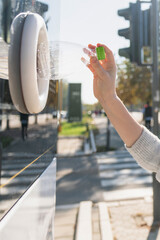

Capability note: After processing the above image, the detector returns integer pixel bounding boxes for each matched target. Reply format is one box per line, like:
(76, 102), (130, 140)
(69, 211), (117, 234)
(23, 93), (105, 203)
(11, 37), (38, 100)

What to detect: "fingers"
(90, 56), (106, 79)
(97, 43), (115, 63)
(83, 48), (95, 57)
(88, 44), (97, 56)
(81, 57), (89, 66)
(88, 44), (96, 51)
(81, 52), (107, 79)
(81, 57), (95, 74)
(89, 43), (115, 62)
(87, 64), (96, 75)
(82, 43), (115, 79)
(97, 43), (112, 54)
(81, 54), (106, 79)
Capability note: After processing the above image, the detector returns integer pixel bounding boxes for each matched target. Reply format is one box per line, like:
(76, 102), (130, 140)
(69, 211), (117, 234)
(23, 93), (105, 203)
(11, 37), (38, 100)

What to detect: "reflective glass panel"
(0, 0), (60, 220)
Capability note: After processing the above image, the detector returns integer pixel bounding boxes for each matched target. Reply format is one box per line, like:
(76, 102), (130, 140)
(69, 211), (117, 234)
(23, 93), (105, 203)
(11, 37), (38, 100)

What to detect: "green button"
(96, 46), (105, 60)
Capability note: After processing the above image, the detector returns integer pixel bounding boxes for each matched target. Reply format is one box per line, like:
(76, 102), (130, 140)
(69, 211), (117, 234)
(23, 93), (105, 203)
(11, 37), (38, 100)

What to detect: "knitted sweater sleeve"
(125, 126), (160, 182)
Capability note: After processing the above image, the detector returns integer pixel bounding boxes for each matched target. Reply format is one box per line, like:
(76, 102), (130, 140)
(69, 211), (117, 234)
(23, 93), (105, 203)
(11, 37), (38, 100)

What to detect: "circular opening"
(36, 27), (50, 96)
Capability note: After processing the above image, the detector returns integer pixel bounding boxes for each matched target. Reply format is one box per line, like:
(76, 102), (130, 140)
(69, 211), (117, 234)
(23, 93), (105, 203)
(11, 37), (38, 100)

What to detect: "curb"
(74, 201), (113, 240)
(75, 201), (92, 240)
(56, 151), (93, 158)
(98, 202), (114, 240)
(89, 129), (97, 153)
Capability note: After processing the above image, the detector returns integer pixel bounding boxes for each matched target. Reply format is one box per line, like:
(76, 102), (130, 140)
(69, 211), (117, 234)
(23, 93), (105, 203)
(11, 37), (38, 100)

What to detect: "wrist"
(99, 92), (118, 109)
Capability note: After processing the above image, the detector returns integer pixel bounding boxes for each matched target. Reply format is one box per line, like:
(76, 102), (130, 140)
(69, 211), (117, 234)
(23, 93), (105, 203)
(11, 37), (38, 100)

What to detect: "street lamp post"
(151, 0), (160, 223)
(106, 118), (110, 151)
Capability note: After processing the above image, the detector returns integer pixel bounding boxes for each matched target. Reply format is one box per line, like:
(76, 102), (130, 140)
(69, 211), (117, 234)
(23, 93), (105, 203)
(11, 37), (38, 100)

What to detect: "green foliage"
(62, 80), (68, 110)
(59, 116), (94, 136)
(46, 79), (68, 110)
(59, 121), (86, 136)
(117, 60), (152, 106)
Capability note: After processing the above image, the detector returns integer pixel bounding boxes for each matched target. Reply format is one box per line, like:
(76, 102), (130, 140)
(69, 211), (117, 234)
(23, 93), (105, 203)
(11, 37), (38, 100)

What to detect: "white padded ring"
(9, 12), (29, 114)
(20, 13), (50, 113)
(8, 12), (50, 114)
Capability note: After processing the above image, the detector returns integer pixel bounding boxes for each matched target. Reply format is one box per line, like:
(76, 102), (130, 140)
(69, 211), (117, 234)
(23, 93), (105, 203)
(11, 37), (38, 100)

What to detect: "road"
(0, 113), (154, 240)
(56, 113), (152, 206)
(56, 150), (152, 206)
(0, 113), (153, 219)
(92, 112), (143, 150)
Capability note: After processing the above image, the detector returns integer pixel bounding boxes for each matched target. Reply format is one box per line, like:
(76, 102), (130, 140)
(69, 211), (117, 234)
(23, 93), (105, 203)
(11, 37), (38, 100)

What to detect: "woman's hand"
(82, 43), (143, 147)
(82, 43), (117, 107)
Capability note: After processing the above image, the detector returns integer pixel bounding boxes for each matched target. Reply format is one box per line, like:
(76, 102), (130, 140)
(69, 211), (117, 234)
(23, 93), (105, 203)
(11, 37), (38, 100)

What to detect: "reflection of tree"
(62, 80), (68, 111)
(13, 0), (49, 18)
(46, 79), (69, 112)
(47, 79), (70, 111)
(3, 80), (12, 104)
(46, 80), (58, 109)
(0, 78), (12, 104)
(117, 60), (152, 106)
(1, 0), (49, 43)
(2, 0), (11, 43)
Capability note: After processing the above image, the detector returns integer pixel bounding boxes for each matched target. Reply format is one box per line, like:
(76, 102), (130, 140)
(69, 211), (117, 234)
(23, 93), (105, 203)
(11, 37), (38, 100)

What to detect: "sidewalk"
(1, 113), (159, 239)
(92, 111), (143, 151)
(92, 116), (125, 151)
(57, 136), (84, 156)
(54, 198), (159, 240)
(54, 113), (160, 240)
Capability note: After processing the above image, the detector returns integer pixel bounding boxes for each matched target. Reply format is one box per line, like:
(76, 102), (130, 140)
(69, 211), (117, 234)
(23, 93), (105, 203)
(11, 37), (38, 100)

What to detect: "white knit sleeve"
(125, 127), (160, 178)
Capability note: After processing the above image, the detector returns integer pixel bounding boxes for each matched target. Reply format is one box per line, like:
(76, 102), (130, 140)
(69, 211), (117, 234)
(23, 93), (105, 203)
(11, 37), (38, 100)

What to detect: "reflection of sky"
(41, 0), (60, 42)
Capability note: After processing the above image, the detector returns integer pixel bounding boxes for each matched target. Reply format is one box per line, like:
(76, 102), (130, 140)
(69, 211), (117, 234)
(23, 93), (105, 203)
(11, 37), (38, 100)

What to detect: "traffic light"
(118, 1), (142, 64)
(143, 8), (151, 47)
(118, 1), (151, 65)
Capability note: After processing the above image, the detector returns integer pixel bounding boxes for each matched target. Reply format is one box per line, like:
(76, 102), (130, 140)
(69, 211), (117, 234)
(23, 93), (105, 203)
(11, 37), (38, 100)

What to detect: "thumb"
(90, 56), (106, 79)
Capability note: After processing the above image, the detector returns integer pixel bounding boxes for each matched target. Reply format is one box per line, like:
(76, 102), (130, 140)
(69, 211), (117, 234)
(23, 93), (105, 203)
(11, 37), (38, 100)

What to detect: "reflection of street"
(0, 113), (54, 130)
(3, 118), (57, 154)
(0, 38), (8, 79)
(0, 116), (57, 219)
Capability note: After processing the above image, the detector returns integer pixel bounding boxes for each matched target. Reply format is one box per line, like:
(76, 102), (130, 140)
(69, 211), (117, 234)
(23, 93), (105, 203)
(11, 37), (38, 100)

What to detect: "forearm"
(101, 95), (143, 147)
(86, 44), (143, 147)
(85, 44), (160, 181)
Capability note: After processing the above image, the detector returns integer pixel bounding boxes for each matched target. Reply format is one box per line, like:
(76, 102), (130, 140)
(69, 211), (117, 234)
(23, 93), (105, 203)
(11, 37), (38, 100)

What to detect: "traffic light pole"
(151, 0), (160, 223)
